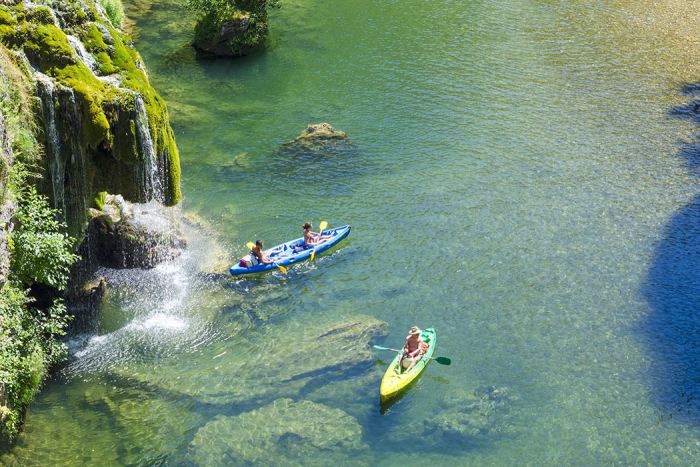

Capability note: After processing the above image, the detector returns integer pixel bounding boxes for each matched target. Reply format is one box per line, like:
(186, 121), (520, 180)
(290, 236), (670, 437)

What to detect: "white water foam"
(67, 34), (99, 74)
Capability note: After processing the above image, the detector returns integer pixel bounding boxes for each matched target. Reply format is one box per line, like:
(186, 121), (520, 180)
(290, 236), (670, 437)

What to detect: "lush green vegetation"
(185, 0), (280, 56)
(0, 46), (79, 439)
(98, 0), (123, 29)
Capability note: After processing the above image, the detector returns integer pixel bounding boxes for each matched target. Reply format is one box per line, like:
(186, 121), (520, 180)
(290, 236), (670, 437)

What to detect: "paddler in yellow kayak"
(398, 326), (428, 374)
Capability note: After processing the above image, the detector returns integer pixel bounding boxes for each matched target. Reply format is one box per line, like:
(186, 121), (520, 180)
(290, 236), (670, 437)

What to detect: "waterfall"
(134, 96), (164, 203)
(35, 73), (66, 221)
(67, 35), (99, 74)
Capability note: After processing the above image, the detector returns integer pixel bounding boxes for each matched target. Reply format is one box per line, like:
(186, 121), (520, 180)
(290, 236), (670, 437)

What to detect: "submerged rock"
(425, 386), (516, 440)
(192, 399), (370, 466)
(118, 315), (388, 407)
(384, 385), (517, 451)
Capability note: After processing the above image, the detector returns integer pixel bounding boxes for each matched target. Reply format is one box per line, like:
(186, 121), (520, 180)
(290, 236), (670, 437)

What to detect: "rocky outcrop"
(72, 194), (185, 272)
(191, 0), (271, 57)
(0, 0), (181, 236)
(192, 12), (253, 57)
(294, 123), (347, 142)
(279, 123), (354, 157)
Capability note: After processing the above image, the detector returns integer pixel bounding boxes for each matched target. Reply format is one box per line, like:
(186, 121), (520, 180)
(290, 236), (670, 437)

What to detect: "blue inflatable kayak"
(230, 225), (351, 276)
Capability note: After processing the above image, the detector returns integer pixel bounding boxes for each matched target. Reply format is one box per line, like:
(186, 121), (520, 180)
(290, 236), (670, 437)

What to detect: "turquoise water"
(5, 0), (700, 464)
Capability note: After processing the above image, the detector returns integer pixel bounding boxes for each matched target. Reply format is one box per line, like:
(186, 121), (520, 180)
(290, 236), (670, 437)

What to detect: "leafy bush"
(9, 186), (79, 289)
(98, 0), (123, 29)
(186, 0), (279, 16)
(185, 0), (280, 54)
(0, 187), (78, 439)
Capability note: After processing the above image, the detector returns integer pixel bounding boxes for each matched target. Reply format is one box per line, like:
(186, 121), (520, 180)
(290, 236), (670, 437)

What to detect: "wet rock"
(294, 123), (347, 142)
(0, 1), (182, 236)
(65, 276), (107, 313)
(192, 399), (370, 466)
(74, 195), (186, 272)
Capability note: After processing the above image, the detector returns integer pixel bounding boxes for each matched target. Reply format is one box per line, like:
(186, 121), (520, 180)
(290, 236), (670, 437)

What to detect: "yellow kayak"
(380, 327), (436, 402)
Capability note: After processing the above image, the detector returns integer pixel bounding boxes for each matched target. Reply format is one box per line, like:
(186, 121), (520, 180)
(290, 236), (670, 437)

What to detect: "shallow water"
(4, 0), (700, 464)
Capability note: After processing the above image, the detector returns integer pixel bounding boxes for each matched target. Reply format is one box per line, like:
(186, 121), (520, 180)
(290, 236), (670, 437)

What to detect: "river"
(3, 0), (700, 464)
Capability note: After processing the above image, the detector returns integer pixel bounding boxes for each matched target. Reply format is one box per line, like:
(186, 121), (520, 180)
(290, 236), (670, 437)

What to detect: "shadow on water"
(643, 85), (700, 422)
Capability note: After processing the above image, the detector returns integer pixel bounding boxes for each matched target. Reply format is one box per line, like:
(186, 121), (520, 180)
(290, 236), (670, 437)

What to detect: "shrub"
(98, 0), (123, 29)
(9, 186), (80, 289)
(185, 0), (280, 54)
(0, 187), (77, 439)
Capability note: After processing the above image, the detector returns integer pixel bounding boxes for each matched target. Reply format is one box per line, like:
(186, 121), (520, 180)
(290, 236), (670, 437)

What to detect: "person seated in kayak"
(303, 222), (332, 247)
(398, 326), (427, 374)
(251, 240), (274, 264)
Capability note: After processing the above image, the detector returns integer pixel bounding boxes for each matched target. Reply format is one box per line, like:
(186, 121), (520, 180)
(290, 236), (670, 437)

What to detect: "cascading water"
(35, 73), (66, 221)
(66, 35), (99, 74)
(135, 96), (164, 203)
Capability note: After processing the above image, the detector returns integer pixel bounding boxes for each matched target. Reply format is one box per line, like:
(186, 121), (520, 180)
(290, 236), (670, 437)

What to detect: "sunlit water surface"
(4, 0), (700, 464)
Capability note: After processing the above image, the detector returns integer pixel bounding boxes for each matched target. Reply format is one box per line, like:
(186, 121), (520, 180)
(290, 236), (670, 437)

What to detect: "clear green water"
(5, 0), (700, 464)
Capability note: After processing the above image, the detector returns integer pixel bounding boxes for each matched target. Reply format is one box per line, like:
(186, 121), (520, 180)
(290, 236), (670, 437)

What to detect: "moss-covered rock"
(0, 0), (181, 237)
(192, 10), (262, 57)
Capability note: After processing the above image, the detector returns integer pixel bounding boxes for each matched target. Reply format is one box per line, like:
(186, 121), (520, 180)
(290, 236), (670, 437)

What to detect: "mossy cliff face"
(0, 0), (181, 235)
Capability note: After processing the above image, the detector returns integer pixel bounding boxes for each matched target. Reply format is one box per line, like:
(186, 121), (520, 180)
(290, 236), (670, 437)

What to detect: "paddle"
(246, 242), (287, 275)
(373, 345), (452, 365)
(310, 220), (328, 261)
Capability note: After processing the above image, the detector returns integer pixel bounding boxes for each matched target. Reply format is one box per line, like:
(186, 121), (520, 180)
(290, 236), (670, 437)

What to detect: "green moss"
(25, 7), (54, 26)
(12, 3), (25, 23)
(15, 23), (76, 71)
(52, 63), (110, 149)
(93, 191), (106, 210)
(81, 23), (108, 52)
(0, 6), (17, 26)
(3, 7), (181, 206)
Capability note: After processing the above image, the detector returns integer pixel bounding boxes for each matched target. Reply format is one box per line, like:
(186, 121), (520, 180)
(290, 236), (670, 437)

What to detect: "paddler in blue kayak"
(251, 240), (274, 265)
(303, 222), (331, 246)
(398, 326), (426, 374)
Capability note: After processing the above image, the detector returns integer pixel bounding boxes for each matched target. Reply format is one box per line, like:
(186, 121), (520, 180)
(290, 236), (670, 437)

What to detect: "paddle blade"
(319, 220), (328, 233)
(373, 345), (391, 351)
(435, 357), (451, 365)
(246, 242), (255, 250)
(275, 263), (288, 275)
